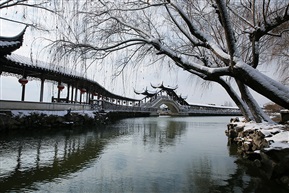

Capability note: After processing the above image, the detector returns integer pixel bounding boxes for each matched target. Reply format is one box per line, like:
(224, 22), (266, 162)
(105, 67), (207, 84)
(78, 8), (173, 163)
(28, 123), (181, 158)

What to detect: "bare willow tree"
(0, 0), (55, 22)
(0, 0), (48, 9)
(49, 0), (289, 123)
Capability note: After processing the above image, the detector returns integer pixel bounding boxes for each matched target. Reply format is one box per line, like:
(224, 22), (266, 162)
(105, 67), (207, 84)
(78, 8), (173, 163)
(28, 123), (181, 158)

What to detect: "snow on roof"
(281, 109), (289, 113)
(6, 53), (84, 77)
(0, 41), (20, 47)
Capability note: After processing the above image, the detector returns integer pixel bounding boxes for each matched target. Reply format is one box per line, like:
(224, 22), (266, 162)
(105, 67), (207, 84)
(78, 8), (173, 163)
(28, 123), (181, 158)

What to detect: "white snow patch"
(0, 41), (20, 46)
(11, 110), (97, 118)
(265, 131), (289, 150)
(281, 109), (289, 113)
(234, 119), (289, 151)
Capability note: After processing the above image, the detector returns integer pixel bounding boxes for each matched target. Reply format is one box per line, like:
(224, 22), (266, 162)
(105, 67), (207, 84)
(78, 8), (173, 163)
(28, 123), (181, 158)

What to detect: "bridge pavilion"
(135, 82), (188, 106)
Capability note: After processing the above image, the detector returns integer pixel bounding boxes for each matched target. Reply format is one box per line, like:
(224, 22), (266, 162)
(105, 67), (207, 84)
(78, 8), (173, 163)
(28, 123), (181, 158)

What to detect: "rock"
(0, 110), (109, 133)
(253, 159), (262, 168)
(228, 129), (238, 138)
(230, 117), (240, 122)
(242, 141), (252, 151)
(225, 118), (289, 187)
(260, 152), (277, 179)
(235, 125), (244, 132)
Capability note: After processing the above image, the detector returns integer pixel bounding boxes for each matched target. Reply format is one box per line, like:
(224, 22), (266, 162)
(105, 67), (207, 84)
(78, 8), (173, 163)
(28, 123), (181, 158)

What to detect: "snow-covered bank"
(0, 110), (108, 132)
(232, 118), (289, 151)
(226, 117), (289, 187)
(0, 110), (150, 132)
(10, 110), (97, 118)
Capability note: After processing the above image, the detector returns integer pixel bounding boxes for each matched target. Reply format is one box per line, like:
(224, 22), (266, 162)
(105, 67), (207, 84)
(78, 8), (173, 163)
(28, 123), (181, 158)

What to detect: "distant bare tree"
(48, 0), (289, 123)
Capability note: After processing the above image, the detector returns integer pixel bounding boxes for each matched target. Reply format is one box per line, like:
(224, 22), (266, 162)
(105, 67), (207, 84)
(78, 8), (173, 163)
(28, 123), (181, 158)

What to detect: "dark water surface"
(0, 116), (287, 193)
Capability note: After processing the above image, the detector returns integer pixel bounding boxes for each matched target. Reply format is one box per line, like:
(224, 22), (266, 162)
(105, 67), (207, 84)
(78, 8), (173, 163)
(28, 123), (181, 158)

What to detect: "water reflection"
(214, 143), (288, 193)
(0, 130), (106, 192)
(0, 117), (288, 193)
(142, 118), (187, 152)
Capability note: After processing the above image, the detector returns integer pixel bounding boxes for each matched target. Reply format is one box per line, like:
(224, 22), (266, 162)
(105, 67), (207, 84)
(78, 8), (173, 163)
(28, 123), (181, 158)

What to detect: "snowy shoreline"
(234, 118), (289, 151)
(226, 117), (289, 187)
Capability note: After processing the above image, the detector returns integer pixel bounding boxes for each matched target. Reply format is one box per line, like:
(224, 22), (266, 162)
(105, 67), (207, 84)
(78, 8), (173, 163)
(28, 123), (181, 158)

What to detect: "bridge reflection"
(142, 119), (187, 151)
(0, 129), (106, 191)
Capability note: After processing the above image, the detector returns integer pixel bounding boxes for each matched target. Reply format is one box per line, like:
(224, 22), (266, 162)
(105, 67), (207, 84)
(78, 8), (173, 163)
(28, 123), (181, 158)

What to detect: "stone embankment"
(0, 110), (151, 133)
(226, 117), (289, 188)
(0, 110), (108, 132)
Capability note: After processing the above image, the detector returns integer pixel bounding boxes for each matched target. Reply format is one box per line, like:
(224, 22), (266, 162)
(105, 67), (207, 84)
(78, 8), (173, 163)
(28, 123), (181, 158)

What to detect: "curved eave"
(0, 26), (27, 42)
(151, 82), (178, 91)
(0, 26), (26, 56)
(179, 95), (188, 100)
(134, 88), (157, 97)
(0, 41), (22, 55)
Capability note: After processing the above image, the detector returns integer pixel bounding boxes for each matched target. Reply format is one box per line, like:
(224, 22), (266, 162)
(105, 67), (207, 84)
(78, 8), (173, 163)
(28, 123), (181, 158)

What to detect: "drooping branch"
(0, 0), (57, 13)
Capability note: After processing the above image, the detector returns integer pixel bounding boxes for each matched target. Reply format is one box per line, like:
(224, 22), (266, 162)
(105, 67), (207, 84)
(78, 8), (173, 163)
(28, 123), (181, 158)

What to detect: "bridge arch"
(150, 97), (181, 114)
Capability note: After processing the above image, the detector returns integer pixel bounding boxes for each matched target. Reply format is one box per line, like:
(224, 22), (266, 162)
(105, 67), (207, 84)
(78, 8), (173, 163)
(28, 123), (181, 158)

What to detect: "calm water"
(0, 116), (287, 193)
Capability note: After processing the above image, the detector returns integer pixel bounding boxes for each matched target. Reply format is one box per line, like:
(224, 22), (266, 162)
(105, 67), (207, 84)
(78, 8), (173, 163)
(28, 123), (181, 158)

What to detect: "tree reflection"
(183, 142), (289, 193)
(214, 143), (289, 193)
(183, 157), (218, 193)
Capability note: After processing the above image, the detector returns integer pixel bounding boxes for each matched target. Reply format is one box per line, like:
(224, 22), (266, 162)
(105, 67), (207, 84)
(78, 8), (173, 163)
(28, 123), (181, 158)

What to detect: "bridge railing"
(91, 100), (158, 112)
(140, 95), (241, 115)
(0, 100), (91, 111)
(187, 106), (241, 115)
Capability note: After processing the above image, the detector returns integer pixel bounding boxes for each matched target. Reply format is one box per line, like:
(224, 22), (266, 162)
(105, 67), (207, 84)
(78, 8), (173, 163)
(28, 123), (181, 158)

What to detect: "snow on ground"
(235, 117), (289, 151)
(11, 110), (96, 118)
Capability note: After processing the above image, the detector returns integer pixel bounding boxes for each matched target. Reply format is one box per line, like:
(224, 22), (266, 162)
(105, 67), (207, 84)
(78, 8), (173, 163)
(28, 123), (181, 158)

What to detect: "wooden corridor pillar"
(39, 78), (45, 102)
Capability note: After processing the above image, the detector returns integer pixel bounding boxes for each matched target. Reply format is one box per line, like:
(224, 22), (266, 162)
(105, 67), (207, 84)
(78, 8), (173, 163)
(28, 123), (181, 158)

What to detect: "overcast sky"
(0, 11), (275, 107)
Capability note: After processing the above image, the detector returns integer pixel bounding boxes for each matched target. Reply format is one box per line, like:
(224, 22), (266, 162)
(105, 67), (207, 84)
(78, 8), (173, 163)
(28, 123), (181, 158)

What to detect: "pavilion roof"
(134, 88), (157, 97)
(0, 27), (26, 56)
(151, 82), (177, 91)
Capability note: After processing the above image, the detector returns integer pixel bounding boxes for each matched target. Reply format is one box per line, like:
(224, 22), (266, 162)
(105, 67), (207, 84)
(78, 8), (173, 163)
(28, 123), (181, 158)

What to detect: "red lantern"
(18, 78), (28, 86)
(57, 84), (65, 91)
(93, 92), (98, 96)
(80, 88), (86, 94)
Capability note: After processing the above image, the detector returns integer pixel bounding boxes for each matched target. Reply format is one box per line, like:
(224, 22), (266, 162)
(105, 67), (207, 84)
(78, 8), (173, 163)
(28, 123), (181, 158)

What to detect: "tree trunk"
(236, 80), (273, 123)
(214, 77), (253, 121)
(232, 62), (289, 109)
